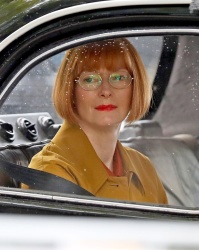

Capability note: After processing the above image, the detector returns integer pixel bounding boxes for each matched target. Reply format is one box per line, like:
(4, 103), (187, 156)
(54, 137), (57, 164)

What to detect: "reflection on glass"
(0, 35), (199, 209)
(21, 37), (168, 205)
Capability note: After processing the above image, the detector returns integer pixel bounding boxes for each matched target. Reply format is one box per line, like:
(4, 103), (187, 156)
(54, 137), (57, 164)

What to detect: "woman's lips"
(95, 104), (117, 111)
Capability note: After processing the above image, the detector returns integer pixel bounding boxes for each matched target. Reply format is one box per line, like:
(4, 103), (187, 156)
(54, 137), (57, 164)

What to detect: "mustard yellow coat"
(23, 122), (168, 204)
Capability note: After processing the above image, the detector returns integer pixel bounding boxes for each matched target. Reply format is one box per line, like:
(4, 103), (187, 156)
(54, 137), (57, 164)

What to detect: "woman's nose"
(99, 80), (112, 98)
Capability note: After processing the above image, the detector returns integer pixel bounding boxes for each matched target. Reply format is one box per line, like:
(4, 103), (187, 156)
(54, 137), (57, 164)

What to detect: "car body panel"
(0, 0), (192, 50)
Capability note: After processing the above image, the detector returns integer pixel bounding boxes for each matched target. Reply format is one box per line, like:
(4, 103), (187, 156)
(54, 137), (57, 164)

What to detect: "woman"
(23, 38), (168, 204)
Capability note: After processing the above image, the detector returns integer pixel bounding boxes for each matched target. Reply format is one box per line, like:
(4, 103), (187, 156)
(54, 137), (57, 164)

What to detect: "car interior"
(0, 33), (199, 209)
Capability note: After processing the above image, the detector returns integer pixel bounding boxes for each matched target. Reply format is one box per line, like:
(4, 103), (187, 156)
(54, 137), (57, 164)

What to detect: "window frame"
(0, 4), (199, 219)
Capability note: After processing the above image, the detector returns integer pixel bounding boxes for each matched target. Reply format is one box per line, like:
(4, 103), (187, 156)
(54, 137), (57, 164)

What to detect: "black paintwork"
(0, 0), (191, 41)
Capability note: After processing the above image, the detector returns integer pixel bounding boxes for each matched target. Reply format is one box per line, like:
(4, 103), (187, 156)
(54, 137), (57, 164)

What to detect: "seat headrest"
(119, 120), (163, 140)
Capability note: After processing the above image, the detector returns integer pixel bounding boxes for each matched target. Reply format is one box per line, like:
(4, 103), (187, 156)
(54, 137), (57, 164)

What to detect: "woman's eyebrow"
(80, 71), (98, 74)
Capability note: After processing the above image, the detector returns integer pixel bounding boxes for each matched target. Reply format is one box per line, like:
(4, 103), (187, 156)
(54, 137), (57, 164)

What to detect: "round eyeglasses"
(76, 71), (133, 91)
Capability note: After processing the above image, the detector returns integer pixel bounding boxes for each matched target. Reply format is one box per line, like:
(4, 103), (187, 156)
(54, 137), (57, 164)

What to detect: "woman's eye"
(83, 75), (98, 83)
(84, 77), (93, 83)
(112, 74), (125, 81)
(114, 75), (121, 81)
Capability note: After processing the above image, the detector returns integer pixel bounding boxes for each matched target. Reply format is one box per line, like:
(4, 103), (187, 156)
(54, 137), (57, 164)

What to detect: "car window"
(1, 34), (199, 209)
(0, 52), (64, 124)
(0, 36), (162, 121)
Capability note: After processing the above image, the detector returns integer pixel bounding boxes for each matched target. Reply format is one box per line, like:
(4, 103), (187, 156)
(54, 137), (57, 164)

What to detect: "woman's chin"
(95, 120), (122, 129)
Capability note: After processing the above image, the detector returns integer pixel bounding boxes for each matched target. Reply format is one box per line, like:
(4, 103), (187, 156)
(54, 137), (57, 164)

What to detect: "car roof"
(0, 0), (192, 45)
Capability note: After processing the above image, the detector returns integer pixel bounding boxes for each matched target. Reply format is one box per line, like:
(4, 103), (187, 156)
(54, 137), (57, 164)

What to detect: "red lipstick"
(95, 104), (117, 111)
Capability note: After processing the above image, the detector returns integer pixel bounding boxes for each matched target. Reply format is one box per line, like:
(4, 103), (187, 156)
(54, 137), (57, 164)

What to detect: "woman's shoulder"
(29, 141), (62, 166)
(122, 144), (150, 162)
(119, 143), (157, 175)
(31, 140), (75, 166)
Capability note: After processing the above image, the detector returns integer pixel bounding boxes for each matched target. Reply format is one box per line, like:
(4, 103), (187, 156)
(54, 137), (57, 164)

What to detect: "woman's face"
(74, 62), (133, 130)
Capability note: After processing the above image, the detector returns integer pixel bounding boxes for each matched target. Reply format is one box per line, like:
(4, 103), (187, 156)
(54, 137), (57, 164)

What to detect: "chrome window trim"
(0, 0), (191, 52)
(0, 188), (198, 215)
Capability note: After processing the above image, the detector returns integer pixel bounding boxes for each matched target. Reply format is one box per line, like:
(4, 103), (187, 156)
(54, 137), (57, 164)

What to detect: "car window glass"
(1, 35), (199, 209)
(0, 52), (65, 124)
(0, 36), (162, 120)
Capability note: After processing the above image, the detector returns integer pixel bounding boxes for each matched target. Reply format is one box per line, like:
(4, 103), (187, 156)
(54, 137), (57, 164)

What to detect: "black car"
(0, 0), (199, 247)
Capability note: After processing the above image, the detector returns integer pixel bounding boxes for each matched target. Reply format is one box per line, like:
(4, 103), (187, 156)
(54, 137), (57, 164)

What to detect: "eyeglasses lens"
(79, 74), (102, 90)
(109, 73), (131, 89)
(78, 72), (132, 91)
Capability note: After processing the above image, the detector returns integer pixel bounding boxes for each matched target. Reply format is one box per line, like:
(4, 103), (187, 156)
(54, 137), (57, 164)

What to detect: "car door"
(0, 0), (199, 220)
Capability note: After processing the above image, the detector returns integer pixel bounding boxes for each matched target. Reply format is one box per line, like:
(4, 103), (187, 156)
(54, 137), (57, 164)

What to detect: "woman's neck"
(79, 122), (120, 171)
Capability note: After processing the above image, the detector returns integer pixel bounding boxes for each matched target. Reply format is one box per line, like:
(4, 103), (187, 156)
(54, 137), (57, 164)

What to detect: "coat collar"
(52, 121), (143, 194)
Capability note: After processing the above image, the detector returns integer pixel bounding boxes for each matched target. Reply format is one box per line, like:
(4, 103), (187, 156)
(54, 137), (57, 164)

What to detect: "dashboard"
(0, 113), (60, 147)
